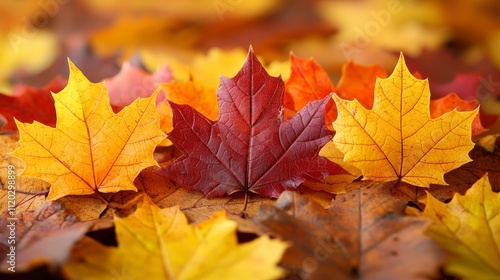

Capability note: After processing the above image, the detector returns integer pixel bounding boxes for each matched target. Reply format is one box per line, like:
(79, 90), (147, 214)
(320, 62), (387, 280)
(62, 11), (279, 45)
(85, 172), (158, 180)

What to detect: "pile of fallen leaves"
(1, 47), (499, 280)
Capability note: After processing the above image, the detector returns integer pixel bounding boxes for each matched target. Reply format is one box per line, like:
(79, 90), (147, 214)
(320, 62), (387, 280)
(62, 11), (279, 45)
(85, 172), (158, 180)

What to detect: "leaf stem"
(94, 191), (112, 208)
(242, 190), (249, 213)
(222, 191), (249, 218)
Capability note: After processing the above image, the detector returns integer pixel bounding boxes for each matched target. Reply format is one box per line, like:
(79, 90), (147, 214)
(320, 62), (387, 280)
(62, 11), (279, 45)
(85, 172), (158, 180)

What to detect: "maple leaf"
(157, 48), (345, 199)
(104, 61), (172, 109)
(152, 49), (287, 146)
(156, 77), (218, 146)
(62, 195), (287, 280)
(0, 201), (90, 272)
(423, 174), (500, 279)
(11, 61), (165, 201)
(0, 134), (110, 221)
(332, 53), (478, 187)
(173, 48), (252, 89)
(430, 93), (485, 137)
(284, 54), (386, 126)
(255, 181), (445, 279)
(0, 76), (66, 132)
(284, 54), (336, 124)
(160, 77), (219, 122)
(334, 60), (387, 110)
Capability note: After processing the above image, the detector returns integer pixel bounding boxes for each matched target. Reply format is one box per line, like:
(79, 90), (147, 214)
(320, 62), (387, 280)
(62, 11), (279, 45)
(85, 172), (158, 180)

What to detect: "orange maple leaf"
(284, 54), (386, 128)
(332, 53), (478, 187)
(284, 54), (336, 123)
(335, 61), (387, 109)
(430, 92), (485, 137)
(11, 61), (165, 201)
(157, 76), (218, 145)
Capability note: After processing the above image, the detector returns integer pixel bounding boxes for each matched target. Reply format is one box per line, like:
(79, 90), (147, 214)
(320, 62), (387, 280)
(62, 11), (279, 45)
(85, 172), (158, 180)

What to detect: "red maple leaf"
(0, 76), (66, 132)
(157, 48), (345, 199)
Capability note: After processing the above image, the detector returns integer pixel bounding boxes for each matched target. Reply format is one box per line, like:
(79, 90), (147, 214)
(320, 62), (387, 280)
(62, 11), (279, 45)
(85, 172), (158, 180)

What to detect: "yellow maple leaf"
(11, 61), (165, 201)
(62, 195), (287, 280)
(332, 53), (478, 187)
(423, 174), (500, 279)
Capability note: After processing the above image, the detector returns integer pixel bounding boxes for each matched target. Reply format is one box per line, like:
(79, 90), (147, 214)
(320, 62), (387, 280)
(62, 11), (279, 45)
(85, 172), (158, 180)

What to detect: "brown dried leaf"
(0, 201), (89, 272)
(255, 181), (445, 279)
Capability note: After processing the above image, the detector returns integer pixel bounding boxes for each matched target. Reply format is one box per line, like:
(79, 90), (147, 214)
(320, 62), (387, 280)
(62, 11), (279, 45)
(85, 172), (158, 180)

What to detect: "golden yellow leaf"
(11, 61), (165, 201)
(62, 196), (287, 280)
(2, 133), (109, 221)
(423, 174), (500, 279)
(332, 53), (478, 187)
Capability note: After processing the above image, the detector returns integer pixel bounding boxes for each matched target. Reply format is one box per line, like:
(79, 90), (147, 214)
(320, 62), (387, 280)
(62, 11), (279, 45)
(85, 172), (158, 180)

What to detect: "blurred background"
(1, 0), (500, 115)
